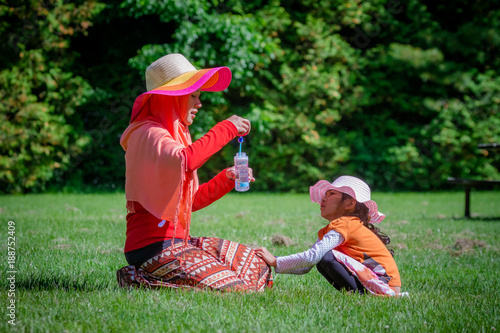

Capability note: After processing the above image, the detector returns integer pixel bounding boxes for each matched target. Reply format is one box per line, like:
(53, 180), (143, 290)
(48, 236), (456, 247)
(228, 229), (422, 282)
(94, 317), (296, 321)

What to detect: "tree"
(0, 0), (104, 192)
(2, 0), (498, 193)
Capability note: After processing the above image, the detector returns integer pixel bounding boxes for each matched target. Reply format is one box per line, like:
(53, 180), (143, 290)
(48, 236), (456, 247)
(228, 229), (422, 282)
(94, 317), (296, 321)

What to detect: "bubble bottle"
(234, 136), (250, 192)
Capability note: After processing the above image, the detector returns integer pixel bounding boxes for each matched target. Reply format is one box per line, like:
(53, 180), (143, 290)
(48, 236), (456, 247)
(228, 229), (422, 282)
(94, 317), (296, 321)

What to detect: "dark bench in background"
(447, 177), (500, 218)
(448, 143), (500, 218)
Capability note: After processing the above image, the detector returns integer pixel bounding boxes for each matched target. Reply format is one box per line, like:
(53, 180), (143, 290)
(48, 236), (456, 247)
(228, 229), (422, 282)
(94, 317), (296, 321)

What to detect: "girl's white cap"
(309, 176), (385, 224)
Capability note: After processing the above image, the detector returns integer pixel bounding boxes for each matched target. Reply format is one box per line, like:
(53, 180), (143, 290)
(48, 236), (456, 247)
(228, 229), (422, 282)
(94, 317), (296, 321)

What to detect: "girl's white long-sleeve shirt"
(275, 230), (344, 274)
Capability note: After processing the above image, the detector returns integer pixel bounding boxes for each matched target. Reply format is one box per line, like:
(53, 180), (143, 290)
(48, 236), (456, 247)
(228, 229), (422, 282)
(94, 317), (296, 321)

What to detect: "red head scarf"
(120, 94), (199, 232)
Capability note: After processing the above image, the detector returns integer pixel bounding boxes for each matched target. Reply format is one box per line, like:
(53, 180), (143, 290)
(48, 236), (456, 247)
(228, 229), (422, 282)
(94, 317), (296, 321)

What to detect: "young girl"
(255, 176), (403, 296)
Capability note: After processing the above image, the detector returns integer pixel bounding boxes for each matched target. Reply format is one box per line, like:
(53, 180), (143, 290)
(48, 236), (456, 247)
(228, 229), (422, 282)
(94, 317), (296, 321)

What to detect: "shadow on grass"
(7, 273), (114, 291)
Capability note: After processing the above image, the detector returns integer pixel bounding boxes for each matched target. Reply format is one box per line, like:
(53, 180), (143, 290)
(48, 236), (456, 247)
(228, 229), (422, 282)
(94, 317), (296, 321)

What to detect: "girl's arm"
(255, 231), (344, 275)
(278, 266), (314, 275)
(276, 231), (344, 274)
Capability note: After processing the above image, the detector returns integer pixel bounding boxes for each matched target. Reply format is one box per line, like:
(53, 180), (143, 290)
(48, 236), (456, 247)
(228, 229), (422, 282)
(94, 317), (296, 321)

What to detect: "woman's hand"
(254, 247), (277, 267)
(226, 167), (255, 182)
(226, 115), (251, 136)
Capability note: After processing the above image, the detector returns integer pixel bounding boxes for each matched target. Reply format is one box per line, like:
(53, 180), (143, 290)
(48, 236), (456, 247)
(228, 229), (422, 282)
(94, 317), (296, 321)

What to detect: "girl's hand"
(254, 247), (277, 267)
(226, 115), (251, 136)
(226, 167), (255, 182)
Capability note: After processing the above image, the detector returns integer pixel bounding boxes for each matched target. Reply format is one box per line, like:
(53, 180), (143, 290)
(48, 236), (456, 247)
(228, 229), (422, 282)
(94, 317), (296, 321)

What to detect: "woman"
(255, 176), (403, 296)
(116, 53), (272, 292)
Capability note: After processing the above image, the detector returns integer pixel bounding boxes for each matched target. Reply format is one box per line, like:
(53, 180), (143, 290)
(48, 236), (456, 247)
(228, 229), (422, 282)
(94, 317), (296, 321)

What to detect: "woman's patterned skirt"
(117, 237), (273, 292)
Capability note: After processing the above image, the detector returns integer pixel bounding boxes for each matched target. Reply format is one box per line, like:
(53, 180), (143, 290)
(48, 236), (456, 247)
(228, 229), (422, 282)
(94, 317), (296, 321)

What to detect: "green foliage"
(0, 0), (104, 193)
(352, 2), (500, 190)
(2, 0), (499, 192)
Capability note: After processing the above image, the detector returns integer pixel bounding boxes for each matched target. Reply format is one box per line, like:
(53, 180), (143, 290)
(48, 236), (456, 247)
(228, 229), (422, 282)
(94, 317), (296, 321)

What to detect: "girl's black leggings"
(316, 250), (366, 294)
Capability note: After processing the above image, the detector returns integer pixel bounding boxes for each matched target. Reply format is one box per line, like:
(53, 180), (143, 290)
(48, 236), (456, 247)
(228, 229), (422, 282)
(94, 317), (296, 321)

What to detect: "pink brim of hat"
(309, 180), (385, 224)
(130, 67), (231, 122)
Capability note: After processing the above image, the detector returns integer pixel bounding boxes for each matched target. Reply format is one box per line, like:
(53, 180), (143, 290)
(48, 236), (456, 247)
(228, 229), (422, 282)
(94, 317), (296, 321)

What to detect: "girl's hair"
(339, 193), (394, 256)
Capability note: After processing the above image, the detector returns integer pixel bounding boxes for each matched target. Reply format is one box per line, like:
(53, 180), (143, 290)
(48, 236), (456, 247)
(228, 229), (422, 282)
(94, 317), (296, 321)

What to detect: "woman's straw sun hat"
(145, 53), (231, 93)
(309, 176), (385, 224)
(130, 53), (232, 122)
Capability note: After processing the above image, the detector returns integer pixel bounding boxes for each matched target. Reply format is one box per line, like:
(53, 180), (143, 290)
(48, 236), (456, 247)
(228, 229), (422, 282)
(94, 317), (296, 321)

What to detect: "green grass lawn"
(1, 191), (499, 332)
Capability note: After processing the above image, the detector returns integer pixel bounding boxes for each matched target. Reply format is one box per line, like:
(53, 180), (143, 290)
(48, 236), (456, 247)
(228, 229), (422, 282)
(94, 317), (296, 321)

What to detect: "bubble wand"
(238, 136), (244, 155)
